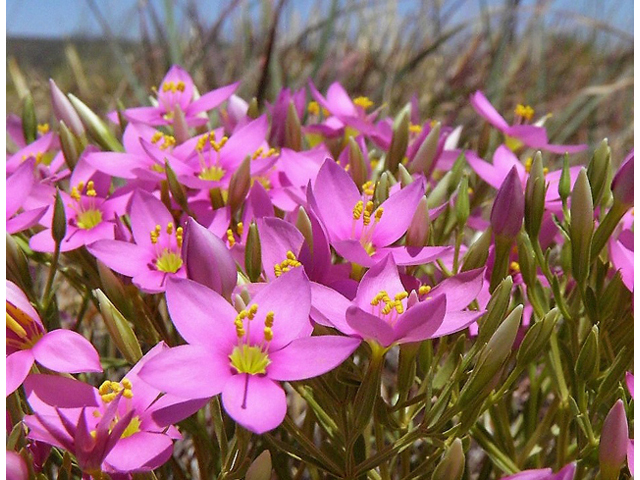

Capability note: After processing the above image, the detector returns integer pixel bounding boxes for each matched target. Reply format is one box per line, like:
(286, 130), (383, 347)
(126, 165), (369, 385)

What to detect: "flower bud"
(348, 137), (367, 188)
(570, 169), (594, 285)
(476, 275), (513, 345)
(245, 451), (272, 480)
(52, 189), (67, 245)
(397, 163), (414, 187)
(409, 121), (441, 176)
(172, 104), (190, 144)
(524, 151), (546, 240)
(228, 156), (251, 215)
(491, 166), (524, 240)
(386, 107), (410, 173)
(558, 154), (571, 203)
(517, 308), (558, 366)
(58, 121), (83, 170)
(406, 197), (430, 247)
(462, 228), (492, 272)
(245, 222), (262, 283)
(374, 172), (392, 204)
(184, 217), (237, 300)
(599, 400), (629, 480)
(95, 289), (143, 364)
(575, 325), (599, 382)
(247, 97), (260, 119)
(164, 161), (190, 214)
(68, 94), (123, 152)
(516, 231), (537, 287)
(49, 79), (85, 136)
(611, 152), (634, 207)
(284, 101), (303, 151)
(455, 175), (470, 227)
(209, 187), (225, 210)
(432, 438), (465, 480)
(7, 234), (34, 294)
(296, 206), (314, 254)
(587, 139), (611, 207)
(21, 93), (37, 144)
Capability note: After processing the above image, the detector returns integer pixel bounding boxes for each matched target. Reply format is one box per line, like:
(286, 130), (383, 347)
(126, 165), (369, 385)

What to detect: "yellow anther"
(286, 251), (296, 260)
(264, 327), (273, 341)
(176, 81), (185, 92)
(418, 285), (431, 296)
(274, 264), (282, 277)
(151, 132), (163, 144)
(265, 311), (275, 328)
(123, 389), (134, 399)
(70, 187), (81, 201)
(371, 290), (389, 306)
(381, 303), (393, 315)
(121, 378), (132, 389)
(543, 167), (549, 176)
(90, 430), (97, 439)
(468, 187), (474, 195)
(101, 393), (117, 403)
(395, 302), (404, 314)
(370, 159), (379, 169)
(409, 124), (423, 134)
(362, 181), (375, 196)
(160, 135), (176, 150)
(236, 222), (244, 236)
(99, 381), (111, 395)
(176, 226), (184, 247)
(163, 111), (174, 121)
(252, 147), (264, 160)
(166, 223), (174, 235)
(354, 96), (374, 110)
(374, 208), (384, 222)
(344, 164), (350, 172)
(363, 201), (375, 226)
(510, 261), (521, 273)
(395, 292), (408, 301)
(86, 181), (97, 197)
(353, 200), (364, 220)
(524, 157), (533, 173)
(37, 123), (50, 135)
(227, 229), (236, 247)
(248, 304), (259, 319)
(308, 101), (320, 116)
(514, 104), (535, 121)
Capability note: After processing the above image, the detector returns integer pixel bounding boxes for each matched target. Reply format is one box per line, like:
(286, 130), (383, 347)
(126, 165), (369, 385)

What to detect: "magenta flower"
(88, 190), (186, 293)
(310, 159), (450, 266)
(500, 463), (575, 480)
(310, 256), (485, 347)
(490, 166), (525, 240)
(6, 281), (102, 396)
(600, 399), (629, 480)
(23, 342), (205, 475)
(6, 450), (28, 480)
(470, 91), (587, 154)
(139, 269), (360, 433)
(121, 65), (239, 127)
(611, 150), (634, 206)
(6, 158), (48, 234)
(609, 227), (633, 292)
(626, 372), (634, 475)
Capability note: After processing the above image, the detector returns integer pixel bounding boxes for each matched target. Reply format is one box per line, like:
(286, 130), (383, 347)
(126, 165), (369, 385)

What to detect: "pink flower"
(491, 166), (525, 240)
(6, 158), (48, 234)
(470, 91), (587, 154)
(500, 462), (575, 480)
(139, 269), (360, 433)
(6, 281), (102, 396)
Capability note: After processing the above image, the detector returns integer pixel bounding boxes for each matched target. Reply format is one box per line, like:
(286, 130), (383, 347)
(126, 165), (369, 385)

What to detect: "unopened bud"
(432, 438), (465, 480)
(575, 325), (599, 382)
(59, 121), (83, 170)
(164, 161), (190, 214)
(375, 172), (392, 204)
(524, 151), (546, 240)
(558, 154), (571, 202)
(296, 207), (314, 254)
(599, 400), (629, 480)
(406, 197), (430, 247)
(455, 176), (470, 227)
(284, 101), (303, 151)
(587, 139), (611, 207)
(22, 93), (37, 144)
(52, 189), (67, 244)
(516, 231), (536, 287)
(245, 451), (272, 480)
(172, 104), (190, 144)
(68, 94), (123, 152)
(245, 222), (262, 283)
(397, 163), (414, 187)
(517, 308), (558, 366)
(95, 289), (143, 364)
(570, 169), (594, 285)
(209, 188), (225, 210)
(461, 228), (492, 272)
(247, 97), (260, 119)
(476, 275), (513, 345)
(228, 156), (251, 215)
(409, 121), (441, 176)
(49, 79), (85, 136)
(386, 107), (410, 174)
(491, 166), (524, 240)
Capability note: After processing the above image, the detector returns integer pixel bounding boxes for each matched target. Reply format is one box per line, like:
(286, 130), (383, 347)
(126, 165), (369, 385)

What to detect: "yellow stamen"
(353, 200), (364, 220)
(514, 104), (535, 121)
(418, 285), (431, 296)
(237, 222), (244, 236)
(86, 181), (97, 197)
(354, 96), (374, 110)
(37, 123), (50, 135)
(362, 181), (375, 196)
(510, 261), (521, 273)
(363, 201), (374, 226)
(227, 229), (236, 247)
(155, 249), (183, 273)
(409, 124), (423, 134)
(374, 208), (384, 222)
(308, 101), (320, 116)
(166, 223), (174, 235)
(151, 131), (163, 144)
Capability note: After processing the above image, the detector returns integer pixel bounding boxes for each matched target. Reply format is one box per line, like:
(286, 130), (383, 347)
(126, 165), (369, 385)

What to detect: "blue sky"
(6, 0), (633, 39)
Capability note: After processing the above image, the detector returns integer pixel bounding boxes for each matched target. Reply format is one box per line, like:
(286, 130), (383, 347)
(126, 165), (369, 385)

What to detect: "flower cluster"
(6, 66), (633, 479)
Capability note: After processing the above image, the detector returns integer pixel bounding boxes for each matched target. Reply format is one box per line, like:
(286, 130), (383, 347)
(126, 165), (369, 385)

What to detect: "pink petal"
(309, 282), (355, 335)
(7, 207), (48, 234)
(354, 255), (404, 310)
(429, 267), (485, 311)
(32, 330), (102, 374)
(85, 152), (150, 180)
(87, 240), (154, 278)
(257, 217), (304, 281)
(186, 82), (239, 116)
(469, 91), (510, 131)
(430, 310), (485, 337)
(393, 294), (447, 344)
(326, 82), (358, 117)
(144, 395), (208, 430)
(372, 177), (426, 246)
(129, 190), (174, 246)
(345, 306), (396, 347)
(7, 450), (29, 480)
(375, 245), (452, 267)
(6, 350), (35, 396)
(221, 374), (287, 434)
(23, 374), (100, 413)
(268, 335), (360, 381)
(626, 372), (634, 398)
(7, 281), (42, 326)
(139, 345), (232, 399)
(105, 431), (174, 473)
(332, 239), (377, 266)
(124, 106), (164, 125)
(7, 158), (35, 217)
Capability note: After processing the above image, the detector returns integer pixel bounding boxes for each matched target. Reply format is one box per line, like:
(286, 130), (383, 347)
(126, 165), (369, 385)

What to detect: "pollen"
(274, 251), (302, 277)
(510, 261), (521, 273)
(525, 157), (533, 173)
(354, 96), (374, 110)
(229, 344), (271, 375)
(418, 285), (431, 296)
(37, 123), (50, 135)
(99, 379), (133, 403)
(374, 208), (384, 222)
(237, 222), (244, 236)
(86, 181), (97, 197)
(162, 81), (186, 93)
(514, 104), (535, 121)
(362, 201), (375, 226)
(308, 101), (320, 116)
(76, 209), (103, 230)
(155, 250), (183, 273)
(226, 229), (236, 247)
(409, 123), (423, 134)
(362, 181), (375, 196)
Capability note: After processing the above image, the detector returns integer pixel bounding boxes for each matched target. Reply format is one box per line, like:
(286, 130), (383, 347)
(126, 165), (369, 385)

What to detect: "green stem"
(41, 242), (61, 313)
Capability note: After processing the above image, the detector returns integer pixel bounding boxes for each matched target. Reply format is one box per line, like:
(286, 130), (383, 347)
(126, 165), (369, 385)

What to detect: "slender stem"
(41, 242), (61, 314)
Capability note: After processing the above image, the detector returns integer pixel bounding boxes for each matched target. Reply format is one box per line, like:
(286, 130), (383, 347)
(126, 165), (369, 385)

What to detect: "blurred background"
(6, 0), (634, 157)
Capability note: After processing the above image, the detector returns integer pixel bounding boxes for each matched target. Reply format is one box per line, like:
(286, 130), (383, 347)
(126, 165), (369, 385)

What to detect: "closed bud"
(455, 176), (470, 227)
(172, 104), (190, 144)
(461, 228), (492, 272)
(524, 151), (546, 240)
(296, 207), (314, 254)
(611, 152), (634, 207)
(49, 79), (85, 136)
(348, 137), (367, 187)
(406, 197), (430, 247)
(570, 169), (594, 285)
(517, 308), (558, 365)
(409, 121), (441, 176)
(558, 154), (571, 202)
(184, 218), (237, 300)
(58, 121), (82, 170)
(68, 94), (123, 152)
(397, 163), (414, 187)
(599, 400), (628, 480)
(284, 101), (303, 151)
(7, 234), (34, 294)
(432, 438), (465, 480)
(476, 275), (513, 345)
(516, 231), (537, 287)
(386, 107), (410, 174)
(245, 451), (272, 480)
(587, 139), (611, 207)
(22, 93), (37, 144)
(164, 161), (190, 214)
(491, 166), (524, 240)
(247, 97), (260, 119)
(209, 188), (225, 210)
(245, 222), (262, 283)
(575, 325), (599, 382)
(228, 156), (251, 215)
(52, 189), (67, 244)
(95, 289), (143, 364)
(375, 172), (392, 204)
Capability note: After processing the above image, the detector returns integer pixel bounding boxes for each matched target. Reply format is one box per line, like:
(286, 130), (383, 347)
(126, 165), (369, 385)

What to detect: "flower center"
(229, 344), (271, 375)
(199, 165), (226, 181)
(514, 104), (535, 121)
(121, 416), (141, 439)
(6, 302), (44, 350)
(155, 250), (183, 273)
(76, 209), (103, 230)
